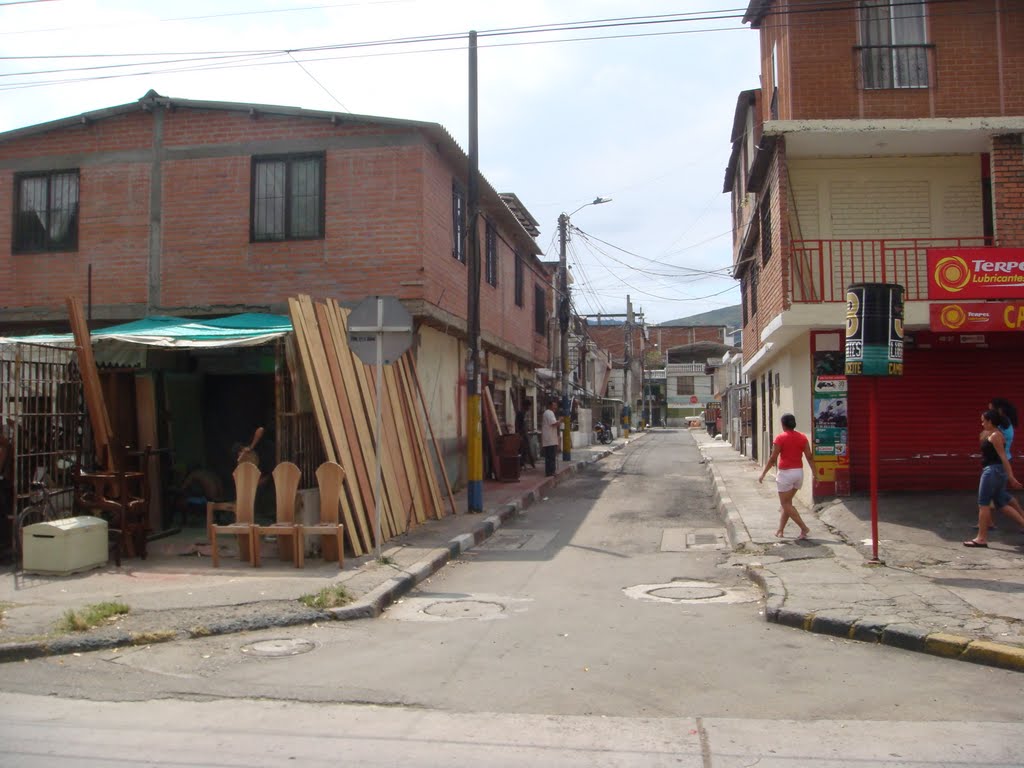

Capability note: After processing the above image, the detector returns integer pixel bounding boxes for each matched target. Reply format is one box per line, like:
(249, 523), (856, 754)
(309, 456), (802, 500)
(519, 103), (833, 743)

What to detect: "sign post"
(845, 283), (904, 563)
(348, 296), (413, 560)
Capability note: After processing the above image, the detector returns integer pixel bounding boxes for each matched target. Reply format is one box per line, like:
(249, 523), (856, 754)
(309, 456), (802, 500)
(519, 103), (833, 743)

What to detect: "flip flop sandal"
(963, 540), (989, 548)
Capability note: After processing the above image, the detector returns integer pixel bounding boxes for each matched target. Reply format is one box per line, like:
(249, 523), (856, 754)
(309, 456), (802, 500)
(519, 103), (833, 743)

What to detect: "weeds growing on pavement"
(58, 601), (130, 632)
(300, 585), (353, 610)
(377, 555), (395, 566)
(130, 630), (176, 645)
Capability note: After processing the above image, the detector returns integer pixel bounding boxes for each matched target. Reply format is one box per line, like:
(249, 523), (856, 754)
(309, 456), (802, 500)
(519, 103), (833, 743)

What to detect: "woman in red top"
(758, 413), (815, 540)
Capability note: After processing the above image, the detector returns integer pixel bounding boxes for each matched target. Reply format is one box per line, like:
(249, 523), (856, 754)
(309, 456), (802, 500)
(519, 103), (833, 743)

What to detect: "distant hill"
(660, 304), (742, 329)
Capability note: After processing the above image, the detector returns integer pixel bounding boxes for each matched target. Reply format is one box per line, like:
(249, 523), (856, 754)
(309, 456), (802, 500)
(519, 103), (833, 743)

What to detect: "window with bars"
(251, 154), (324, 241)
(14, 170), (79, 253)
(534, 285), (546, 335)
(859, 0), (929, 89)
(452, 182), (466, 263)
(485, 221), (498, 287)
(514, 252), (524, 307)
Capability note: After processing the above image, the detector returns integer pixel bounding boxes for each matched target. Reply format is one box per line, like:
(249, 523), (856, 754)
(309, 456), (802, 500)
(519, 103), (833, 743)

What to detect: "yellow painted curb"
(924, 633), (969, 659)
(961, 640), (1024, 672)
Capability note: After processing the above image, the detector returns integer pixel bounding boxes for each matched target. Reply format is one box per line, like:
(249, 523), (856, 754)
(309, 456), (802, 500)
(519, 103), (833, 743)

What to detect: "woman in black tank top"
(965, 410), (1024, 548)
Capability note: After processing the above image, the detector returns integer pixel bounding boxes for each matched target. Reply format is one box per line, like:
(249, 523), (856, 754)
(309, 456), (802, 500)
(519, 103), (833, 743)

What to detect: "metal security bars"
(1, 341), (85, 551)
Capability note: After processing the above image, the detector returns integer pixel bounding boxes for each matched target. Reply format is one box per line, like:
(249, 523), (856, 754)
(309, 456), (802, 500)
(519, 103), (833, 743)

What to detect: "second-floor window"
(676, 376), (695, 396)
(485, 221), (498, 287)
(534, 285), (546, 335)
(750, 258), (760, 316)
(452, 182), (466, 263)
(252, 154), (324, 241)
(514, 253), (524, 306)
(760, 191), (772, 265)
(860, 0), (928, 89)
(14, 170), (79, 253)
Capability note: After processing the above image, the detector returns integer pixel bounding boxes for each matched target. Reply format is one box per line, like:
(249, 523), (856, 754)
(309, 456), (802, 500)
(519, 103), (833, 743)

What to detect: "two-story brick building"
(727, 1), (1024, 504)
(0, 90), (549, 496)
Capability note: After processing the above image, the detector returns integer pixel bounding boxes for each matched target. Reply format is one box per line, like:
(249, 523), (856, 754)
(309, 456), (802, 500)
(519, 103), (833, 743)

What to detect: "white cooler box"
(22, 516), (109, 576)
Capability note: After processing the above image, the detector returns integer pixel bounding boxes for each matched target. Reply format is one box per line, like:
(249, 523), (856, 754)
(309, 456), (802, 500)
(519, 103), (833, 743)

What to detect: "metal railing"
(789, 237), (991, 303)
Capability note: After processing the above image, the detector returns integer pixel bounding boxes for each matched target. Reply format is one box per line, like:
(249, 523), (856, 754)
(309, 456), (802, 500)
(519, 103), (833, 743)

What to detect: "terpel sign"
(928, 248), (1024, 300)
(930, 302), (1024, 332)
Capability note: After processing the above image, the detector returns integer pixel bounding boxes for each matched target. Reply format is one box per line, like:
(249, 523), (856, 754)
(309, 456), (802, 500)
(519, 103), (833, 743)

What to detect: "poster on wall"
(811, 334), (849, 492)
(812, 374), (848, 479)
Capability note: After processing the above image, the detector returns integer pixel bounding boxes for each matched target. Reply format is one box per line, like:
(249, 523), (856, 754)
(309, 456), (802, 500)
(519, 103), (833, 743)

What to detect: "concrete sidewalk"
(693, 430), (1024, 672)
(0, 437), (637, 663)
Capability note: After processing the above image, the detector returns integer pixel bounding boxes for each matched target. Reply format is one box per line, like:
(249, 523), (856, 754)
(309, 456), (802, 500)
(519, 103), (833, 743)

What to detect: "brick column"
(992, 134), (1024, 247)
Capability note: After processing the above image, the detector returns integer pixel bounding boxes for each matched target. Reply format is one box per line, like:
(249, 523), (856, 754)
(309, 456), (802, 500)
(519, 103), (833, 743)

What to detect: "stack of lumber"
(66, 296), (116, 470)
(287, 295), (455, 557)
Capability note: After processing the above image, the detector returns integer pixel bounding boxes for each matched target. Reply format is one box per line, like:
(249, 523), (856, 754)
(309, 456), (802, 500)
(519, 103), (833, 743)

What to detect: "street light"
(558, 196), (612, 461)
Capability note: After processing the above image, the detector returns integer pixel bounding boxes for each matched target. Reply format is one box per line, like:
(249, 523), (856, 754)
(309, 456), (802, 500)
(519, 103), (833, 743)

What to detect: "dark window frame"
(750, 258), (760, 316)
(514, 252), (524, 307)
(250, 153), (325, 242)
(533, 284), (546, 336)
(485, 220), (498, 287)
(760, 190), (772, 266)
(452, 181), (466, 263)
(13, 169), (80, 253)
(676, 376), (696, 396)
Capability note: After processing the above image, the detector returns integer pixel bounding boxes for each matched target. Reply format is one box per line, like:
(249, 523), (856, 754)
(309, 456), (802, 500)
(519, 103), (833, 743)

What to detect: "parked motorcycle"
(594, 421), (613, 445)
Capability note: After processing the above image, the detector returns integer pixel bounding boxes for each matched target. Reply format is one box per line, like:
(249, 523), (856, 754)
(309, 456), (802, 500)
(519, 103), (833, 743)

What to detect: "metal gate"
(0, 341), (86, 552)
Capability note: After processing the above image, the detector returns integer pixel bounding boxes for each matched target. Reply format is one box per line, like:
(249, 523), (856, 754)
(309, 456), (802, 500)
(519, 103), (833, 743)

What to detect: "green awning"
(1, 313), (292, 348)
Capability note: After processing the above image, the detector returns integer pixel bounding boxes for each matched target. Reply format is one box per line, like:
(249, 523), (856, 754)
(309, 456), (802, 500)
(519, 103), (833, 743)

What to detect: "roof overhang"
(764, 117), (1024, 158)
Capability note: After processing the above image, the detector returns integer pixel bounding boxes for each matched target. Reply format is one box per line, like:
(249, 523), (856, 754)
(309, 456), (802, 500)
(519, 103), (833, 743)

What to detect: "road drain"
(241, 638), (317, 657)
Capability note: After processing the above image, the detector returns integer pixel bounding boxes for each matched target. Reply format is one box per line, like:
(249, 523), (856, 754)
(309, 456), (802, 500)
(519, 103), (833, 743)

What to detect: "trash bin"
(22, 516), (108, 576)
(497, 434), (522, 482)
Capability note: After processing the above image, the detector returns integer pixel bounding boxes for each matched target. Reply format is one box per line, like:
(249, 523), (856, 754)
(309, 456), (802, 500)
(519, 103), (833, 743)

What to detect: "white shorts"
(776, 468), (804, 492)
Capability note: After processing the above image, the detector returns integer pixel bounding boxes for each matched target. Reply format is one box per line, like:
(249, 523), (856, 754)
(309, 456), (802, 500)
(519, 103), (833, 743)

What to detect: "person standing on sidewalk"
(758, 413), (815, 540)
(985, 397), (1024, 531)
(965, 409), (1024, 548)
(541, 399), (561, 477)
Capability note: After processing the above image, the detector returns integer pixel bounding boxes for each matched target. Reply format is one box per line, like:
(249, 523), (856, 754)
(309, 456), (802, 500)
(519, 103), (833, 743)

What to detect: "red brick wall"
(741, 142), (789, 363)
(992, 133), (1024, 247)
(653, 326), (725, 350)
(0, 104), (544, 360)
(761, 0), (1024, 120)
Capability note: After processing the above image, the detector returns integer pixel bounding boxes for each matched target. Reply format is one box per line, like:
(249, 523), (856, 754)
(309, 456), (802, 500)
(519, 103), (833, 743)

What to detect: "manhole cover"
(423, 599), (505, 619)
(241, 638), (317, 657)
(623, 580), (759, 605)
(649, 585), (726, 600)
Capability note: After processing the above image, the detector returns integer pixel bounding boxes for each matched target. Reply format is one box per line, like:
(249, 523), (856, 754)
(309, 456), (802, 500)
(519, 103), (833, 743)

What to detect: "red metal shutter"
(847, 343), (1024, 492)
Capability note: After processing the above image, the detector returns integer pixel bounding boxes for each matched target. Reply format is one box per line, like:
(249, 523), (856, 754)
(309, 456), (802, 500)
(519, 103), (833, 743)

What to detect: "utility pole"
(558, 212), (572, 461)
(466, 31), (483, 513)
(624, 294), (633, 438)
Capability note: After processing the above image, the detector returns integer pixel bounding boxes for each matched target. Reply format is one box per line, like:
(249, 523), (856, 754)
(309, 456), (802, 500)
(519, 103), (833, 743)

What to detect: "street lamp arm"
(565, 196), (612, 219)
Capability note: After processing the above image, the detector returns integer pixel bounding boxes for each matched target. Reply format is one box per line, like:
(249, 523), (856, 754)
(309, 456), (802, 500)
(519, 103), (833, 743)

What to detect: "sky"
(0, 0), (761, 325)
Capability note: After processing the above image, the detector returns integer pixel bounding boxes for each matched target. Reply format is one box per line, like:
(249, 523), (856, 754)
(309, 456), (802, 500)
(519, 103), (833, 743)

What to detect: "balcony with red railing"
(789, 237), (992, 304)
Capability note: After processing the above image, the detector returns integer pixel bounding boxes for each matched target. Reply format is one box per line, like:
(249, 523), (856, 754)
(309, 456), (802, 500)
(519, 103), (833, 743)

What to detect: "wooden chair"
(252, 462), (301, 567)
(210, 461), (259, 567)
(72, 446), (151, 564)
(297, 461), (345, 569)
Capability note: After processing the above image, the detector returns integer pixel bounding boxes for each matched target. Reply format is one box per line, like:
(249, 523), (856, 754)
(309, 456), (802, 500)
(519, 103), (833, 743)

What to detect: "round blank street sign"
(347, 296), (413, 366)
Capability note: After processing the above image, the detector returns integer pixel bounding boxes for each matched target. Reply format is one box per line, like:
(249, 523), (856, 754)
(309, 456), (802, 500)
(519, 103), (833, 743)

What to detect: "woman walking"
(965, 409), (1024, 547)
(758, 413), (815, 540)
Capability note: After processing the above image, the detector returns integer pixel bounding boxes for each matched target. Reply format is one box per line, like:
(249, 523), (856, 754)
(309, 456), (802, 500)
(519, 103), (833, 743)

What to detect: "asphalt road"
(2, 430), (1023, 765)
